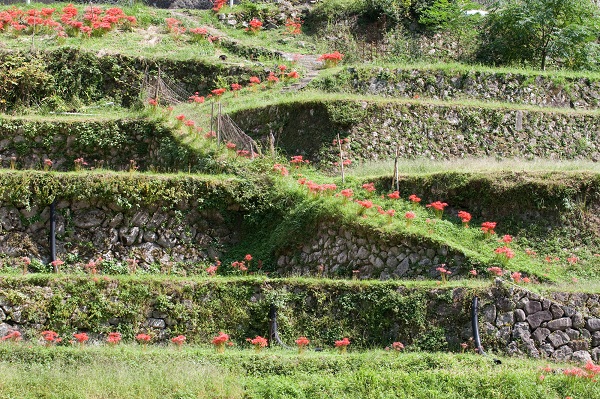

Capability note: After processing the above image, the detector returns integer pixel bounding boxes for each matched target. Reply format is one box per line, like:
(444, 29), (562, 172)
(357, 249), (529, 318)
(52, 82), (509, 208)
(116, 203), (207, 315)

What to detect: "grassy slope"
(0, 345), (597, 399)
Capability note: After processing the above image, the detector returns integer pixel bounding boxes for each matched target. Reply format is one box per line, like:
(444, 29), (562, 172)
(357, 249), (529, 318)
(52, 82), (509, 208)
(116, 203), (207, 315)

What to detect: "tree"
(477, 0), (600, 70)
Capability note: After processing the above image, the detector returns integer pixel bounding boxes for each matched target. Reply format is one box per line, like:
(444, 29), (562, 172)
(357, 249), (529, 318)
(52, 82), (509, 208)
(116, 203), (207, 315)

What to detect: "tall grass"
(0, 345), (598, 399)
(346, 158), (600, 177)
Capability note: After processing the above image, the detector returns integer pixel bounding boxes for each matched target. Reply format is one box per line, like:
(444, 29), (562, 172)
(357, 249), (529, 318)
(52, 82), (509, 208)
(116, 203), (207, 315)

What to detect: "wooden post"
(337, 133), (345, 184)
(211, 102), (215, 143)
(155, 66), (161, 102)
(269, 133), (275, 158)
(216, 102), (222, 146)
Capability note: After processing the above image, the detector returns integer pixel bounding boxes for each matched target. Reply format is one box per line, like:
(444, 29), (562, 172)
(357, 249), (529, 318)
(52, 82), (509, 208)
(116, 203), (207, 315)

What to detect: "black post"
(49, 200), (56, 266)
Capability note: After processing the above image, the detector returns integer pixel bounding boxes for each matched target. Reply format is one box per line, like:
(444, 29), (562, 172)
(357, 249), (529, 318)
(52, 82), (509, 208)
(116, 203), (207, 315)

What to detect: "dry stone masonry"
(276, 222), (467, 279)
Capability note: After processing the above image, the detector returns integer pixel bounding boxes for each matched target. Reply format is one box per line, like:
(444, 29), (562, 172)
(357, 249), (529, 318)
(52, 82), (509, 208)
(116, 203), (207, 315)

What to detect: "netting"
(216, 112), (261, 157)
(143, 73), (189, 105)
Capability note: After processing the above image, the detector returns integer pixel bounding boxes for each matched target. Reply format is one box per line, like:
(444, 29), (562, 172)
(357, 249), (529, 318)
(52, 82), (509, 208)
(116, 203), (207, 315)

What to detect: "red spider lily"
(231, 83), (242, 91)
(295, 336), (310, 347)
(318, 51), (344, 67)
(362, 182), (375, 192)
(175, 114), (186, 121)
(392, 341), (404, 351)
(481, 221), (497, 237)
(494, 246), (515, 262)
(267, 72), (279, 83)
(246, 335), (268, 348)
(340, 188), (353, 199)
(436, 265), (451, 283)
(273, 163), (289, 176)
(405, 211), (416, 219)
(501, 234), (513, 244)
(73, 332), (89, 344)
(211, 88), (226, 96)
(212, 332), (231, 352)
(356, 200), (373, 209)
(249, 76), (261, 85)
(171, 335), (186, 347)
(41, 330), (61, 345)
(189, 27), (208, 36)
(290, 155), (309, 165)
(212, 0), (226, 12)
(567, 256), (579, 264)
(286, 70), (299, 79)
(188, 93), (205, 103)
(487, 266), (503, 276)
(278, 65), (287, 72)
(457, 211), (471, 226)
(44, 159), (53, 167)
(136, 333), (152, 343)
(225, 142), (236, 150)
(107, 332), (122, 345)
(408, 194), (421, 203)
(148, 98), (158, 106)
(206, 265), (218, 275)
(335, 337), (350, 353)
(377, 206), (386, 215)
(285, 17), (302, 35)
(388, 191), (400, 199)
(50, 258), (64, 273)
(246, 18), (262, 33)
(244, 254), (253, 262)
(426, 201), (448, 219)
(511, 271), (522, 283)
(1, 331), (22, 342)
(204, 131), (217, 139)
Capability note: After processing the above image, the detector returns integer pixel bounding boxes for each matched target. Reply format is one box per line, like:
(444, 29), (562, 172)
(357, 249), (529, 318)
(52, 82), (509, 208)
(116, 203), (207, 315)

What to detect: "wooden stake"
(337, 133), (345, 184)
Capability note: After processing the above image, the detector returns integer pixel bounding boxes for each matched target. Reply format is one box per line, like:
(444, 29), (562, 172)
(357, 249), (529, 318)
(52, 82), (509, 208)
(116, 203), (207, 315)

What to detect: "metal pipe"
(49, 200), (56, 266)
(471, 296), (502, 364)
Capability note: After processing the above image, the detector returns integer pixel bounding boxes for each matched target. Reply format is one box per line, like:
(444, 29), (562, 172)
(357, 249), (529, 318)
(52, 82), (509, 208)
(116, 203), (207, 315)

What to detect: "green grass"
(0, 345), (597, 399)
(346, 158), (600, 177)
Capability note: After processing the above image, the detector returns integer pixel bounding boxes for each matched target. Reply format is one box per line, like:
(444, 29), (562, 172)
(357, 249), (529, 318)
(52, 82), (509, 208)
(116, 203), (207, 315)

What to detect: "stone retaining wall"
(481, 282), (600, 362)
(276, 222), (468, 279)
(0, 200), (239, 267)
(315, 67), (600, 110)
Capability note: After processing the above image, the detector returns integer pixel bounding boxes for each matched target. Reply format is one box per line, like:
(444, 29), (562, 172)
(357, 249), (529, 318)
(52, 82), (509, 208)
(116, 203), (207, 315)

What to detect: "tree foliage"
(477, 0), (600, 70)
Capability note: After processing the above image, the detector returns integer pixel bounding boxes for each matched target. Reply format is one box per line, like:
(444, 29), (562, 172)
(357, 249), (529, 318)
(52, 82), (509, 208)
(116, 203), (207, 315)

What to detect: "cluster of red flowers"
(107, 332), (122, 345)
(41, 330), (62, 344)
(318, 51), (344, 67)
(290, 155), (310, 166)
(246, 335), (268, 348)
(0, 5), (136, 39)
(73, 332), (89, 344)
(212, 0), (227, 12)
(457, 211), (471, 226)
(246, 18), (262, 34)
(408, 194), (421, 204)
(188, 92), (205, 103)
(1, 331), (21, 342)
(362, 182), (375, 193)
(481, 221), (497, 237)
(298, 178), (337, 194)
(284, 17), (302, 35)
(171, 335), (186, 346)
(494, 246), (515, 259)
(388, 191), (400, 199)
(335, 337), (350, 347)
(273, 163), (289, 176)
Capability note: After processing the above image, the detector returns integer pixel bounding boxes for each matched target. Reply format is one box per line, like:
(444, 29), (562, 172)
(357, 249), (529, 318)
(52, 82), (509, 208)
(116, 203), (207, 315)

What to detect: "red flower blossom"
(408, 194), (421, 203)
(286, 70), (300, 79)
(481, 221), (497, 236)
(136, 333), (152, 343)
(226, 142), (236, 150)
(249, 76), (261, 85)
(295, 336), (310, 347)
(335, 337), (350, 347)
(405, 211), (416, 219)
(487, 267), (503, 276)
(362, 182), (375, 192)
(211, 88), (226, 96)
(171, 335), (186, 346)
(175, 114), (186, 121)
(107, 332), (122, 345)
(246, 335), (268, 348)
(392, 341), (404, 351)
(231, 83), (242, 91)
(458, 211), (471, 225)
(388, 191), (400, 199)
(244, 254), (253, 262)
(73, 332), (89, 344)
(501, 234), (513, 244)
